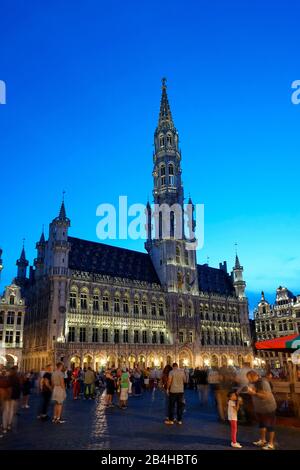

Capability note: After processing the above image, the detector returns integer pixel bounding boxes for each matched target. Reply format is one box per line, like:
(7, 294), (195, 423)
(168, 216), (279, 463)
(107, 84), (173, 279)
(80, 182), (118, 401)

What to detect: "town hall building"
(14, 81), (253, 371)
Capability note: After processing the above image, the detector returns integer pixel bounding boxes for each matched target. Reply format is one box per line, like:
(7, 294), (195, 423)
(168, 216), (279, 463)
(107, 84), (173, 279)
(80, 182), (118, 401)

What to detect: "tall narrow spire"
(20, 239), (26, 261)
(58, 201), (67, 220)
(39, 225), (45, 244)
(157, 78), (175, 131)
(16, 240), (29, 280)
(235, 254), (241, 269)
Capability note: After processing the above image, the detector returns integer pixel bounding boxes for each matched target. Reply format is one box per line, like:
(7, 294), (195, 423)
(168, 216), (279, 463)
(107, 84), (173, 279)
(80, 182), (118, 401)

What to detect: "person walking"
(120, 368), (129, 409)
(104, 369), (115, 407)
(162, 364), (172, 419)
(51, 362), (66, 424)
(133, 367), (142, 396)
(197, 368), (209, 407)
(246, 370), (277, 450)
(227, 390), (242, 448)
(38, 364), (52, 420)
(165, 363), (187, 425)
(2, 366), (21, 433)
(72, 366), (81, 400)
(21, 373), (31, 409)
(84, 367), (95, 399)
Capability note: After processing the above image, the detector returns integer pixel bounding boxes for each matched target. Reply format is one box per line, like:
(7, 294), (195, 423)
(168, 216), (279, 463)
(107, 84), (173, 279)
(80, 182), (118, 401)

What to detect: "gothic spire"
(157, 78), (175, 131)
(58, 201), (67, 220)
(39, 226), (45, 244)
(19, 240), (27, 262)
(234, 254), (241, 269)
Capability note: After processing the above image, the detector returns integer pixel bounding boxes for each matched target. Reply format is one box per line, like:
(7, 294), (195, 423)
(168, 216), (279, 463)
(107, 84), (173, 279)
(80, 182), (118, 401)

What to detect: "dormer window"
(9, 295), (15, 305)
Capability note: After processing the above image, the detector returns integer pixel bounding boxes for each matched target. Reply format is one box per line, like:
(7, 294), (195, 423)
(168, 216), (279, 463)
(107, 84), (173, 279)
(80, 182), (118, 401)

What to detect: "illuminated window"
(70, 292), (77, 309)
(92, 328), (98, 342)
(102, 328), (108, 343)
(142, 331), (147, 343)
(5, 330), (13, 343)
(159, 302), (164, 316)
(68, 327), (75, 342)
(80, 293), (87, 310)
(114, 329), (120, 343)
(123, 329), (129, 343)
(134, 330), (139, 343)
(79, 327), (86, 342)
(123, 297), (129, 314)
(93, 295), (99, 311)
(103, 295), (109, 312)
(7, 312), (14, 325)
(142, 300), (147, 315)
(15, 331), (21, 344)
(114, 296), (120, 313)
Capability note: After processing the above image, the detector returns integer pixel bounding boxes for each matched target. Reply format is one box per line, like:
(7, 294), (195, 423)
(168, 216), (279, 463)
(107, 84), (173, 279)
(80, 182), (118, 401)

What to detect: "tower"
(34, 228), (46, 279)
(46, 198), (71, 347)
(16, 242), (29, 280)
(145, 79), (198, 294)
(232, 254), (246, 299)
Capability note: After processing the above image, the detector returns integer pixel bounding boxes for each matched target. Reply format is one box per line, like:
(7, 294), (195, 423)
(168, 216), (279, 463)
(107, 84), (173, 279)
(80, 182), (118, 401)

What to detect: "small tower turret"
(16, 241), (29, 280)
(233, 253), (246, 299)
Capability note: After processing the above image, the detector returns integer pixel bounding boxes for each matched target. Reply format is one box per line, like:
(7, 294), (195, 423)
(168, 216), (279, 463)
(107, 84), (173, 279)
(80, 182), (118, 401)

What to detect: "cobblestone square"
(1, 389), (300, 450)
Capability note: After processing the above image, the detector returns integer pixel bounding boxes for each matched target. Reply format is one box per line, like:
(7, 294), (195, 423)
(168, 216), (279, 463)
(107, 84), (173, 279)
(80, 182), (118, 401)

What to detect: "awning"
(255, 334), (300, 351)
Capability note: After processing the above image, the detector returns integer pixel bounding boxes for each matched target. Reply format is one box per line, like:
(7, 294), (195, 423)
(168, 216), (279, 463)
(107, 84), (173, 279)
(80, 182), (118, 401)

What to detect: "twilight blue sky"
(0, 0), (300, 312)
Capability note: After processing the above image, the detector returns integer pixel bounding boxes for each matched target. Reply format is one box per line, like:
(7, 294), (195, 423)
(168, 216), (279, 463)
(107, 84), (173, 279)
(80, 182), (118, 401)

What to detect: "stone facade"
(254, 288), (300, 367)
(0, 282), (26, 367)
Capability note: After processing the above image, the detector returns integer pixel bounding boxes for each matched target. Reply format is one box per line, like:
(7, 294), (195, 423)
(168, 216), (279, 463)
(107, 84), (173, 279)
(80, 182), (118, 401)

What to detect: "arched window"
(9, 295), (15, 305)
(159, 135), (165, 147)
(188, 302), (193, 317)
(103, 294), (109, 312)
(160, 165), (166, 186)
(123, 295), (129, 314)
(80, 292), (88, 310)
(114, 295), (120, 313)
(166, 134), (172, 146)
(168, 164), (175, 185)
(69, 292), (77, 309)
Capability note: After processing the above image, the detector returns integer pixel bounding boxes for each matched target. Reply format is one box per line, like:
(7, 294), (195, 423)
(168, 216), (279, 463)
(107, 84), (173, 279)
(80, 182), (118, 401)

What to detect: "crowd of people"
(0, 362), (279, 449)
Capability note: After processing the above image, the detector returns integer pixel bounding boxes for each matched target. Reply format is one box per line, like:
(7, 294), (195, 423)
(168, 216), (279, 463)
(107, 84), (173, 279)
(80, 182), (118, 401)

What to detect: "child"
(227, 391), (242, 448)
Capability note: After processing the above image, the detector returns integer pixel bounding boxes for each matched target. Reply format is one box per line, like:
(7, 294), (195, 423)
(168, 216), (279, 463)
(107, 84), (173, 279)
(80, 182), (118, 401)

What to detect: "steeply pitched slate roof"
(68, 237), (236, 296)
(197, 264), (235, 297)
(68, 237), (161, 285)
